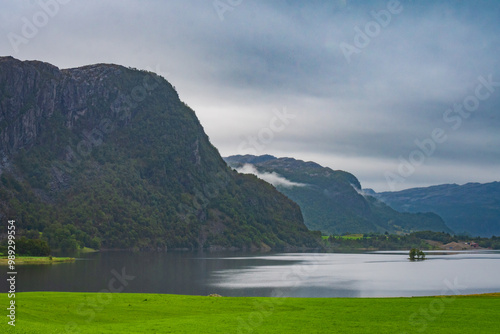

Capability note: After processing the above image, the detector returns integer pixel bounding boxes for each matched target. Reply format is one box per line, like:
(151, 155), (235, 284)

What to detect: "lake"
(5, 250), (500, 298)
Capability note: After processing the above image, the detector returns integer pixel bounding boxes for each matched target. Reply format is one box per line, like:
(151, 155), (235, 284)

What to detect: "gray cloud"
(1, 0), (499, 191)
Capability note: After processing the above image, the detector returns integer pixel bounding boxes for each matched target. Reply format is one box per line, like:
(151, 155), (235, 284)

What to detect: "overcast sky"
(1, 0), (499, 191)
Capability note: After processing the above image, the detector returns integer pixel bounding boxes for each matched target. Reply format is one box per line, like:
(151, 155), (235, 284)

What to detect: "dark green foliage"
(327, 232), (432, 251)
(476, 235), (500, 249)
(0, 58), (319, 251)
(13, 237), (51, 256)
(408, 248), (425, 261)
(411, 230), (454, 243)
(325, 231), (500, 251)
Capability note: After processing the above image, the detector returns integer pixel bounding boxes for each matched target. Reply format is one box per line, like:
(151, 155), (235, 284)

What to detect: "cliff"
(0, 57), (319, 251)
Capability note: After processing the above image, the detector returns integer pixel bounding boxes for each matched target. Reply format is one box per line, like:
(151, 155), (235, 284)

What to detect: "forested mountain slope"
(0, 57), (318, 251)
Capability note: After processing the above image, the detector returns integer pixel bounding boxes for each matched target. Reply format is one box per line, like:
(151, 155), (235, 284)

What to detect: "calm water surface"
(5, 250), (500, 297)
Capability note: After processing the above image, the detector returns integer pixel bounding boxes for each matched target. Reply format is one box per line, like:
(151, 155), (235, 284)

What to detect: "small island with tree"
(409, 248), (426, 261)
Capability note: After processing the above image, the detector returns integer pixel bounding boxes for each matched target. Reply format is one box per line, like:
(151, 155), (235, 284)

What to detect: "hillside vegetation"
(373, 182), (500, 237)
(0, 57), (319, 251)
(225, 155), (451, 235)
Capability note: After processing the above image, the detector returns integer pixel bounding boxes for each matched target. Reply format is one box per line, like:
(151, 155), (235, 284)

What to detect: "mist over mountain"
(373, 182), (500, 237)
(224, 155), (451, 235)
(0, 57), (319, 251)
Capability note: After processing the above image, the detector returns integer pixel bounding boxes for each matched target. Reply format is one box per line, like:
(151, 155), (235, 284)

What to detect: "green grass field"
(0, 256), (74, 265)
(2, 292), (499, 333)
(323, 234), (365, 240)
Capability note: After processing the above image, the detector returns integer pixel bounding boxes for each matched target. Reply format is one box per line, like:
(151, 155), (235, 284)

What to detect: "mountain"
(0, 57), (319, 251)
(373, 182), (500, 237)
(224, 155), (451, 235)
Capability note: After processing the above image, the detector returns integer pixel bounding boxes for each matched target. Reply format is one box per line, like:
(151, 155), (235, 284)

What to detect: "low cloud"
(351, 184), (370, 197)
(236, 164), (306, 188)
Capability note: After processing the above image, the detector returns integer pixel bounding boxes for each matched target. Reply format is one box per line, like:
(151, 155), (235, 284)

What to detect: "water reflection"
(207, 251), (500, 297)
(3, 250), (499, 298)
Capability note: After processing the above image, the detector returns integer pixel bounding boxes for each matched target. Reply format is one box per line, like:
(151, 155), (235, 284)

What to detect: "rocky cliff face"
(1, 57), (57, 155)
(0, 57), (126, 156)
(0, 57), (319, 251)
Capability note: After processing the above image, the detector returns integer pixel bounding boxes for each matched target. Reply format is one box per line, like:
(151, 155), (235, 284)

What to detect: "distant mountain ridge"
(372, 182), (500, 237)
(224, 155), (451, 235)
(0, 57), (319, 251)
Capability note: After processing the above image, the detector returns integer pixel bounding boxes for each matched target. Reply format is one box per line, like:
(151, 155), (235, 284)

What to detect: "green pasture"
(0, 256), (74, 265)
(2, 292), (498, 333)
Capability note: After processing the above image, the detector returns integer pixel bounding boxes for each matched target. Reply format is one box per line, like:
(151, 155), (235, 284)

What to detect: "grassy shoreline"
(2, 292), (498, 333)
(322, 231), (500, 252)
(0, 256), (75, 265)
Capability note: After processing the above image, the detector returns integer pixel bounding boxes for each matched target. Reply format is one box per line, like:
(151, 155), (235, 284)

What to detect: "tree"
(409, 248), (425, 261)
(16, 237), (51, 256)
